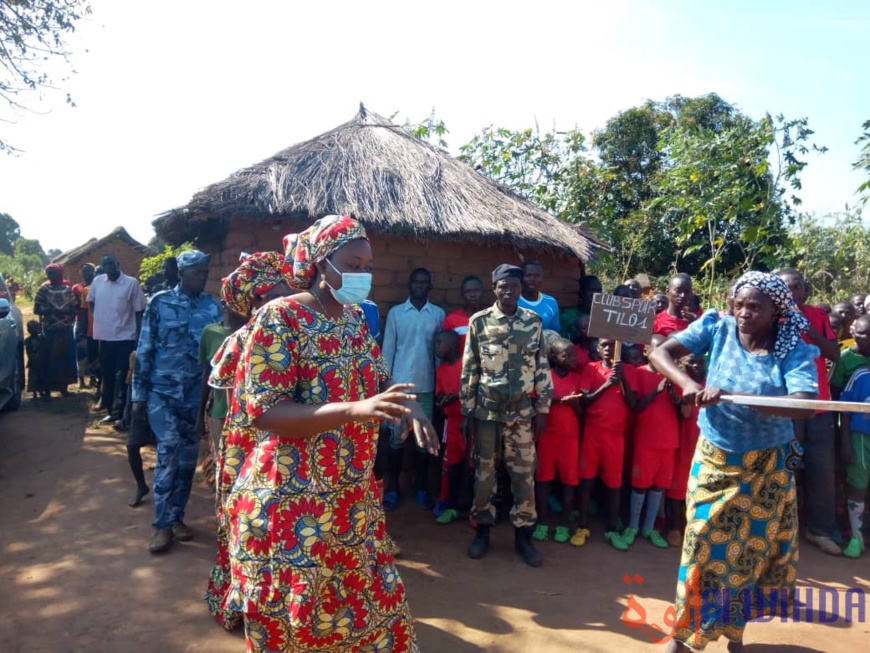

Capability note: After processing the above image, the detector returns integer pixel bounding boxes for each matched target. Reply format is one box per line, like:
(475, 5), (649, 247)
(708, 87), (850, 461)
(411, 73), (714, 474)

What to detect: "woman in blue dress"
(649, 271), (819, 652)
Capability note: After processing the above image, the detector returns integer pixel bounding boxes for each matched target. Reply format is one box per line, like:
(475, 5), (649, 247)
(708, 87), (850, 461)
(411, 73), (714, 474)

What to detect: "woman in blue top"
(649, 271), (819, 653)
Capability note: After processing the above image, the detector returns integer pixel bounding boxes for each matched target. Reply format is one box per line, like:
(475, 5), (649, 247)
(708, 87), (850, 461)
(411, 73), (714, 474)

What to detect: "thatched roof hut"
(53, 226), (152, 285)
(154, 106), (606, 310)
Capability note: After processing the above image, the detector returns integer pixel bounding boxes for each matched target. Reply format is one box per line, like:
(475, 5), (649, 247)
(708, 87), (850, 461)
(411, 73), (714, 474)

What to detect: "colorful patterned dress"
(204, 326), (250, 631)
(221, 297), (418, 653)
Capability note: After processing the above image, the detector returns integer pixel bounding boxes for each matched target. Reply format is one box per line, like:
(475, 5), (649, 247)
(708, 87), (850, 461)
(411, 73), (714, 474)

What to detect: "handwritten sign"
(587, 292), (656, 345)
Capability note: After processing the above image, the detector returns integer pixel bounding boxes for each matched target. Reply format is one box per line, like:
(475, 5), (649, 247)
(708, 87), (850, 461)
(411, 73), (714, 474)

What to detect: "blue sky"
(0, 0), (867, 253)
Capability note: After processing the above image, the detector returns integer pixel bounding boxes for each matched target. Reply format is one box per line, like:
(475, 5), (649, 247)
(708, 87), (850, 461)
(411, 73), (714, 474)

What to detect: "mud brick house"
(53, 227), (152, 286)
(153, 106), (607, 319)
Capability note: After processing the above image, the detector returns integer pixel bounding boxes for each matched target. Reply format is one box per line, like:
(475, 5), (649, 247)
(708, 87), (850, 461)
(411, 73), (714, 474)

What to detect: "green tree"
(0, 212), (20, 254)
(855, 119), (870, 205)
(1, 0), (91, 153)
(138, 242), (194, 283)
(654, 113), (824, 295)
(13, 236), (46, 261)
(778, 211), (870, 300)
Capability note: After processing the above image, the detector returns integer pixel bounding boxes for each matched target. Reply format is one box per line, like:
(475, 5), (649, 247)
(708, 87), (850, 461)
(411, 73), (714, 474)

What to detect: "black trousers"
(98, 340), (135, 418)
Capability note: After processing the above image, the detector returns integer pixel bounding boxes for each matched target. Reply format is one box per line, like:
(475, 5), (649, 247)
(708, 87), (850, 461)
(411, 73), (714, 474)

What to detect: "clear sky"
(1, 0), (867, 253)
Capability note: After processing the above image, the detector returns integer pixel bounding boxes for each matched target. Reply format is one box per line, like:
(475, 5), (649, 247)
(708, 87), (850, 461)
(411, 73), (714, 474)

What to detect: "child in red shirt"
(532, 337), (582, 544)
(573, 313), (595, 368)
(666, 353), (705, 547)
(433, 330), (465, 524)
(441, 275), (485, 355)
(573, 338), (637, 550)
(625, 334), (681, 549)
(653, 273), (695, 337)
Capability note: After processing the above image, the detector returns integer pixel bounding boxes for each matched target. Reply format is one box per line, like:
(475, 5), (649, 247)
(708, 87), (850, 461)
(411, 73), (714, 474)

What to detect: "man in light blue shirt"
(381, 268), (445, 511)
(517, 260), (561, 332)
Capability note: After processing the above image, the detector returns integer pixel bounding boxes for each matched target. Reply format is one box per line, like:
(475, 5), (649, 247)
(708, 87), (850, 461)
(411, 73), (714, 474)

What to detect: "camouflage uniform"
(461, 303), (553, 528)
(132, 286), (221, 531)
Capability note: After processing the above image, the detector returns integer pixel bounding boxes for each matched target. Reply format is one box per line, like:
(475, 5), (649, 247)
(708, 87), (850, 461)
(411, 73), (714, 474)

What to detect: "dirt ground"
(1, 391), (868, 653)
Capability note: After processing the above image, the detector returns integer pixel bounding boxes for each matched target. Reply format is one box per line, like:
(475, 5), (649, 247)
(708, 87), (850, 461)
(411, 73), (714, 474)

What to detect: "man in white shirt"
(381, 268), (445, 511)
(88, 254), (147, 424)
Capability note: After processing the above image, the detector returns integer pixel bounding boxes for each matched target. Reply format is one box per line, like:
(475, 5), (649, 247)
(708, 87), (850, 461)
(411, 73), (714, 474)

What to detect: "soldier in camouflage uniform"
(461, 264), (553, 567)
(132, 250), (222, 554)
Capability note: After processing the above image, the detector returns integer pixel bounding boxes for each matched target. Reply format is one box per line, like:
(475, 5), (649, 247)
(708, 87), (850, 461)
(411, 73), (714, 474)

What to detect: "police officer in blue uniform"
(132, 250), (222, 553)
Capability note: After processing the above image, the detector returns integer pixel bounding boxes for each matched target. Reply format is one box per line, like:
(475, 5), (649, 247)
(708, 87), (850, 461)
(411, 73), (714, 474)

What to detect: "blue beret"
(492, 264), (523, 284)
(176, 250), (211, 270)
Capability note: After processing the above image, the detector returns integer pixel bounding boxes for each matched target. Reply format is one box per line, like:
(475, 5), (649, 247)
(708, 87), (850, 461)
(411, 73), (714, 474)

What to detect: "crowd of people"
(13, 217), (870, 652)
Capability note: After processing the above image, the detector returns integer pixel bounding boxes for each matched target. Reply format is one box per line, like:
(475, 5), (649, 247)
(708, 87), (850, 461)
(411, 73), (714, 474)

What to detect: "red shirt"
(634, 366), (679, 449)
(436, 357), (464, 438)
(574, 344), (591, 370)
(544, 369), (582, 439)
(578, 361), (637, 433)
(72, 283), (94, 338)
(800, 304), (834, 402)
(443, 309), (472, 355)
(654, 311), (691, 337)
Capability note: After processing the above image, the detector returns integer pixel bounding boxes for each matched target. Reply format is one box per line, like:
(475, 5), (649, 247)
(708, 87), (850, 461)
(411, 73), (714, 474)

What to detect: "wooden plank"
(586, 292), (656, 345)
(719, 394), (870, 414)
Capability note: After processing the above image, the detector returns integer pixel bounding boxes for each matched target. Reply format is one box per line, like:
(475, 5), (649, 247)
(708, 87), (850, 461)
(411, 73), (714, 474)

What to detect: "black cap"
(492, 264), (523, 284)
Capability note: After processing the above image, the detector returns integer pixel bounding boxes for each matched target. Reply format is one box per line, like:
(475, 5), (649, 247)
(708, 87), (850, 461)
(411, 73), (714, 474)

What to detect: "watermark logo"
(621, 570), (867, 646)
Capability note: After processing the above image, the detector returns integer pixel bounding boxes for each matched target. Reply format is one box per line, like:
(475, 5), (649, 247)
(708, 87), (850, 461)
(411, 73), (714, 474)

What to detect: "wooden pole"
(720, 394), (870, 414)
(614, 340), (622, 364)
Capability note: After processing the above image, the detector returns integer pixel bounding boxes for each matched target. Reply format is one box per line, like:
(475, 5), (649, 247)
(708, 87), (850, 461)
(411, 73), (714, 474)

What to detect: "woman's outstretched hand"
(351, 383), (416, 423)
(398, 401), (441, 456)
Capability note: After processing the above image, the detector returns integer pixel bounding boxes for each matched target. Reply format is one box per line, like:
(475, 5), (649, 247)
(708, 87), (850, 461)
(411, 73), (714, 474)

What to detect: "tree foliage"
(856, 119), (870, 205)
(434, 94), (824, 288)
(778, 210), (870, 300)
(0, 211), (20, 254)
(1, 0), (91, 153)
(653, 114), (824, 295)
(138, 242), (194, 283)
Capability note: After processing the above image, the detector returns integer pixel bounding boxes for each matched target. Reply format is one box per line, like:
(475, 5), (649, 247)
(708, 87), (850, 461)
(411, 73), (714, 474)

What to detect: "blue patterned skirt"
(673, 438), (802, 649)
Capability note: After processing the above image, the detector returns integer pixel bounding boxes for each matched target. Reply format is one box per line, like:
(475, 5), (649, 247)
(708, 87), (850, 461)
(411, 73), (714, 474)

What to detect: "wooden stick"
(720, 394), (870, 414)
(614, 340), (622, 364)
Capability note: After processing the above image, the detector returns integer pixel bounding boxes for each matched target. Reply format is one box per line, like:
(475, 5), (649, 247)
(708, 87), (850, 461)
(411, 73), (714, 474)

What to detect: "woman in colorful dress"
(649, 271), (819, 652)
(221, 216), (438, 652)
(33, 263), (78, 399)
(203, 250), (292, 631)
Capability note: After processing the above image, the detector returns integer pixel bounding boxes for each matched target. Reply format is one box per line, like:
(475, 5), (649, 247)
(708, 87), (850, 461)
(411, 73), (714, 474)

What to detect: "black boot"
(467, 524), (491, 559)
(515, 526), (542, 567)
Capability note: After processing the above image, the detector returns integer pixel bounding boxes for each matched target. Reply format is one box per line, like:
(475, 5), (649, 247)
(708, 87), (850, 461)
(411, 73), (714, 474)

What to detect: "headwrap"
(282, 215), (368, 291)
(44, 263), (67, 285)
(220, 251), (290, 316)
(732, 270), (809, 359)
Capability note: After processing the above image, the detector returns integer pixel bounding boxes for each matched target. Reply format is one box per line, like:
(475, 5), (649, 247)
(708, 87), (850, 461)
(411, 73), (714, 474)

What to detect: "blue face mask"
(326, 259), (372, 305)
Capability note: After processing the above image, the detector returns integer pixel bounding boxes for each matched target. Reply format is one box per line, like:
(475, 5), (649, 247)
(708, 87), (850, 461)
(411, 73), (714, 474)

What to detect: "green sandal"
(553, 525), (571, 543)
(532, 524), (550, 541)
(435, 508), (459, 525)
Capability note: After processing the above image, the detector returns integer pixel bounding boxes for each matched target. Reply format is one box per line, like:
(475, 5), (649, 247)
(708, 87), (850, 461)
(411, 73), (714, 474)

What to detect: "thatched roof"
(155, 106), (607, 260)
(53, 226), (152, 266)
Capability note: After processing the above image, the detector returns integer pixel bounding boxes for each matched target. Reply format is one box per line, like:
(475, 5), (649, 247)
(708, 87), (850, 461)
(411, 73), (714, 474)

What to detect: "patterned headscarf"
(732, 270), (809, 359)
(220, 251), (290, 316)
(43, 263), (67, 285)
(282, 215), (368, 291)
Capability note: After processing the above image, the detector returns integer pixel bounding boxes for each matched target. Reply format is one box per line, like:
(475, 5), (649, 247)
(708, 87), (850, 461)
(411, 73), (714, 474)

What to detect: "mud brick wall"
(60, 242), (149, 286)
(198, 217), (586, 323)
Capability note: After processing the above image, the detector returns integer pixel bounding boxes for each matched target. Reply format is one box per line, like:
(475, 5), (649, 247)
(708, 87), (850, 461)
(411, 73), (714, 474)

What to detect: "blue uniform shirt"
(841, 368), (870, 434)
(360, 299), (381, 343)
(674, 310), (819, 453)
(132, 287), (222, 404)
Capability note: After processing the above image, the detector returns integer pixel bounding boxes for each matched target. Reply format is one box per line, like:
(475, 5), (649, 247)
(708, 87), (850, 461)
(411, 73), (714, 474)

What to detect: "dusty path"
(1, 392), (868, 653)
